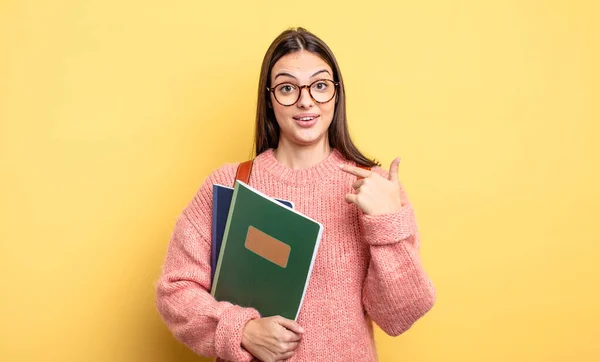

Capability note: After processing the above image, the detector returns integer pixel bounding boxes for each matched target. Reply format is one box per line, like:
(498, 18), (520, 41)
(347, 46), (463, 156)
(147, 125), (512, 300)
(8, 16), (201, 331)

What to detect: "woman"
(156, 27), (436, 362)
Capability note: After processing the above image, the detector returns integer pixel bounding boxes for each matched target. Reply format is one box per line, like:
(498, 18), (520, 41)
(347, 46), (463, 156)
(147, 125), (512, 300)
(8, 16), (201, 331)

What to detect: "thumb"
(388, 157), (401, 182)
(276, 316), (305, 334)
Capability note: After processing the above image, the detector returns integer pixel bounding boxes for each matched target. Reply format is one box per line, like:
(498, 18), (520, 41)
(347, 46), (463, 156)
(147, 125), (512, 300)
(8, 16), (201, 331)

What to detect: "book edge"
(210, 183), (240, 296)
(210, 186), (219, 284)
(214, 183), (295, 209)
(236, 181), (317, 222)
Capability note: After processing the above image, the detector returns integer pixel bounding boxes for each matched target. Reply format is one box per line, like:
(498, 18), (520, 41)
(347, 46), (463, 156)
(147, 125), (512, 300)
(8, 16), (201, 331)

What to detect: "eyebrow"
(273, 69), (332, 81)
(311, 69), (331, 78)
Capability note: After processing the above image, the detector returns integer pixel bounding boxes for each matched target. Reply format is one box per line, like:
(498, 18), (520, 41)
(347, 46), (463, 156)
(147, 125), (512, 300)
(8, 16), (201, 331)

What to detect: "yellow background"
(1, 1), (598, 361)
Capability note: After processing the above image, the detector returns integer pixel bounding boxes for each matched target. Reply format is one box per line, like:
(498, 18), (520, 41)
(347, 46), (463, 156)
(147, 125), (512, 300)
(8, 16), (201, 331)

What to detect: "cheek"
(269, 96), (284, 122)
(272, 105), (290, 126)
(321, 102), (336, 121)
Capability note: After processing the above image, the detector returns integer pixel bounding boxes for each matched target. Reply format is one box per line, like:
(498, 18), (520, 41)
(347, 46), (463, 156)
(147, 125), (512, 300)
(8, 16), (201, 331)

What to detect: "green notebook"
(210, 180), (323, 321)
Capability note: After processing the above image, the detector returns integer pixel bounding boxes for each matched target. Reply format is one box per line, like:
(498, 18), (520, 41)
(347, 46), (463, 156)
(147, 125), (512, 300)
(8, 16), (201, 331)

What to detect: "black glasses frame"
(266, 79), (340, 106)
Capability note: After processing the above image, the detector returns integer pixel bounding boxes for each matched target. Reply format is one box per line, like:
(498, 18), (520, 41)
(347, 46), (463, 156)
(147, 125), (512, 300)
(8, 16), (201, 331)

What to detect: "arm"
(360, 184), (436, 336)
(155, 170), (260, 362)
(341, 161), (436, 336)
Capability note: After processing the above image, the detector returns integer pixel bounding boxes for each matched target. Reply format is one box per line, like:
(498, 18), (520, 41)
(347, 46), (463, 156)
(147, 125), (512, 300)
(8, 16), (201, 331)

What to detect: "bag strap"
(234, 159), (370, 185)
(234, 160), (254, 185)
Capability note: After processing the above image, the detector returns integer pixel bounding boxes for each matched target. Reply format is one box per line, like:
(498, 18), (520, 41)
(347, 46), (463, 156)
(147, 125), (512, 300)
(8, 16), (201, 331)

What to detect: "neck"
(274, 138), (332, 170)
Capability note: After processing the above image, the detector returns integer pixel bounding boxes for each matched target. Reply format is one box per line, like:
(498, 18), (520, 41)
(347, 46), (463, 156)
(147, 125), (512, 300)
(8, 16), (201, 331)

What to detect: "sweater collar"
(254, 148), (348, 185)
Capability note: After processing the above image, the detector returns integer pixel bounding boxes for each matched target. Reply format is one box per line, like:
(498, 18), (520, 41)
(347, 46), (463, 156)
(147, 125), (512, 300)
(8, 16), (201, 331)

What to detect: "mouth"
(293, 114), (320, 128)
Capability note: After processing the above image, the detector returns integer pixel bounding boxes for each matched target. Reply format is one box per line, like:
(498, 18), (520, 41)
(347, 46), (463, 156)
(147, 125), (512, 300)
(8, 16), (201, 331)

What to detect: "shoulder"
(191, 162), (241, 204)
(174, 163), (238, 237)
(202, 163), (240, 189)
(182, 162), (241, 225)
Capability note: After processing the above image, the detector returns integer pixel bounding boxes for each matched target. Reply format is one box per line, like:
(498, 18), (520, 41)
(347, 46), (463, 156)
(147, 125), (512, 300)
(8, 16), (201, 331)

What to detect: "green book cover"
(210, 180), (323, 321)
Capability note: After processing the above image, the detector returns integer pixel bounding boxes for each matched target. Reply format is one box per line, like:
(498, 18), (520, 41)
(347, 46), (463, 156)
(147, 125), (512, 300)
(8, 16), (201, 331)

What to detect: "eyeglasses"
(267, 79), (339, 106)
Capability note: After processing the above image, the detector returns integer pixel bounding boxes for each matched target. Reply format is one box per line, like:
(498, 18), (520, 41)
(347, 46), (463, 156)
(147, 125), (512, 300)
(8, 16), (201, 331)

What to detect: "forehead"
(271, 51), (333, 79)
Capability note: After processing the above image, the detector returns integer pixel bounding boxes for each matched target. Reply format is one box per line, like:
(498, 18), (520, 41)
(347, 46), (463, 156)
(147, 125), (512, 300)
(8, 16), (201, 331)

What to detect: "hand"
(241, 316), (304, 362)
(340, 158), (404, 216)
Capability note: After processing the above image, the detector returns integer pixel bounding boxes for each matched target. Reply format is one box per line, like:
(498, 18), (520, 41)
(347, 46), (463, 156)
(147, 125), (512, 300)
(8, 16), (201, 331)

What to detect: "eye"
(277, 84), (297, 94)
(313, 81), (330, 91)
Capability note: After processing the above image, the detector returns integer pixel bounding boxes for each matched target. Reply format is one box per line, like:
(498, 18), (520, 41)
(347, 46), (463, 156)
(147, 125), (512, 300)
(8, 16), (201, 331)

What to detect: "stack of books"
(210, 181), (323, 321)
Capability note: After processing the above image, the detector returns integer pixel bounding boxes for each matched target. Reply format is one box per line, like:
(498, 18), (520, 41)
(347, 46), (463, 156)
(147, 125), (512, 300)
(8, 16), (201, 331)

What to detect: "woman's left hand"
(340, 158), (404, 216)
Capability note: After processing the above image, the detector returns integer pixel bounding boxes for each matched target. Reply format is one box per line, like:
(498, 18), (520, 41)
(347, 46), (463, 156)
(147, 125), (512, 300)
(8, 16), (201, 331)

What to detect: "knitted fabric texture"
(156, 148), (436, 362)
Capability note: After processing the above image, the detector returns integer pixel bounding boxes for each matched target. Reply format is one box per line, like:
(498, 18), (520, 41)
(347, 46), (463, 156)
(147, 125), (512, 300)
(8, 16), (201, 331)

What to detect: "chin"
(279, 120), (332, 147)
(290, 133), (328, 146)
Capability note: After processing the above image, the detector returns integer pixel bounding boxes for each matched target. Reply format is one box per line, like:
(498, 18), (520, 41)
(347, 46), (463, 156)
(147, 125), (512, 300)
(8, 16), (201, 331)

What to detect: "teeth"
(298, 117), (315, 121)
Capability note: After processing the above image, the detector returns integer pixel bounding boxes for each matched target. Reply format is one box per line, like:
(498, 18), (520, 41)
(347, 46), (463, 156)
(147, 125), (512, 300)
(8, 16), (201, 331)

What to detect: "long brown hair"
(254, 27), (379, 168)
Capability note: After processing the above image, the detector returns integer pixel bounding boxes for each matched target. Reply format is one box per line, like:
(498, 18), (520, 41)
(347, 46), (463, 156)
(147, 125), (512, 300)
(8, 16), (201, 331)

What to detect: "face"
(269, 50), (336, 149)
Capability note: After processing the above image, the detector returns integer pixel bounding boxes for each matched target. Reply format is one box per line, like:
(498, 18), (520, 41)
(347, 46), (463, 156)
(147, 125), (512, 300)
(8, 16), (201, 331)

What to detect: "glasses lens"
(310, 80), (336, 103)
(274, 83), (299, 106)
(272, 80), (337, 105)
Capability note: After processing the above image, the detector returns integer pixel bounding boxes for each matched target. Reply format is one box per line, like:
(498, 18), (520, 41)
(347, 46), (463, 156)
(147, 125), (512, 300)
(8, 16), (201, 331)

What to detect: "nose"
(296, 85), (314, 108)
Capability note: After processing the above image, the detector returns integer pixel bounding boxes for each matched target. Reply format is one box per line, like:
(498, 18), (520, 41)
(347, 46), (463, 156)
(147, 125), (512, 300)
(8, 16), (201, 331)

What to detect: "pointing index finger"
(339, 164), (372, 178)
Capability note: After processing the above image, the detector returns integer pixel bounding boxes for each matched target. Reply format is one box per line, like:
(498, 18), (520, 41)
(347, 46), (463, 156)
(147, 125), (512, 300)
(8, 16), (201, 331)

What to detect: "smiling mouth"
(293, 116), (319, 121)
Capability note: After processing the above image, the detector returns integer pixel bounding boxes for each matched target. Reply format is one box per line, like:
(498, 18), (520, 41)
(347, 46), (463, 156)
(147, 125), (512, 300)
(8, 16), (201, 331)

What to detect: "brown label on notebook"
(245, 226), (290, 268)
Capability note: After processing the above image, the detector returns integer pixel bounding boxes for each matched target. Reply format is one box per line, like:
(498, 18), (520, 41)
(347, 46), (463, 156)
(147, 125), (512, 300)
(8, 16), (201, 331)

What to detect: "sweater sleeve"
(155, 167), (260, 361)
(360, 168), (436, 336)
